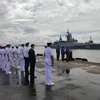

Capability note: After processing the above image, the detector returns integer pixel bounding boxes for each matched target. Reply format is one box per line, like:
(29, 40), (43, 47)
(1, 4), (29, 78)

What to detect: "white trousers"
(20, 58), (25, 71)
(15, 58), (19, 68)
(0, 56), (2, 68)
(11, 57), (15, 67)
(1, 57), (6, 71)
(6, 60), (11, 74)
(45, 60), (53, 85)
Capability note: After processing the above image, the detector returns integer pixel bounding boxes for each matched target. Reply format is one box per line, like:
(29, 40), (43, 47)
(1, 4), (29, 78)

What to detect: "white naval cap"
(47, 40), (52, 44)
(15, 45), (19, 47)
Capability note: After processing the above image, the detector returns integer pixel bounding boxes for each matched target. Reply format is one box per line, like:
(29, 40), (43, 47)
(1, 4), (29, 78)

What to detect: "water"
(35, 46), (100, 63)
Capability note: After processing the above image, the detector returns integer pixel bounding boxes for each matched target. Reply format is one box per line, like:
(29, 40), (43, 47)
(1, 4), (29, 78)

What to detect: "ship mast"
(90, 36), (92, 41)
(88, 36), (93, 43)
(67, 29), (69, 34)
(66, 29), (72, 41)
(59, 35), (62, 41)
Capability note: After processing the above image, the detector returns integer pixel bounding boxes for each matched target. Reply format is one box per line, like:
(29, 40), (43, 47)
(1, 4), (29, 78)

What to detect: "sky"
(0, 0), (100, 45)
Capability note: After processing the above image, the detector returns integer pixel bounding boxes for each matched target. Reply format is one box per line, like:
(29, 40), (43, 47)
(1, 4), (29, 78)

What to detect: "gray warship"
(52, 30), (100, 49)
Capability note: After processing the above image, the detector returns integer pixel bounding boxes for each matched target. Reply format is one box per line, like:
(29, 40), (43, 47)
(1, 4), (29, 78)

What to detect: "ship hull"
(52, 43), (100, 50)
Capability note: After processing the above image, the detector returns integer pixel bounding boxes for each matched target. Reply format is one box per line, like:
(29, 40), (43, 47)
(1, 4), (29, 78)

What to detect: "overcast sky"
(0, 0), (100, 45)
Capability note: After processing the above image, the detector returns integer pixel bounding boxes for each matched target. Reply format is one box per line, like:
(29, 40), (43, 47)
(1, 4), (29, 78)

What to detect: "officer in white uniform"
(24, 42), (30, 85)
(11, 46), (15, 67)
(1, 46), (6, 71)
(14, 45), (19, 69)
(44, 41), (55, 86)
(19, 44), (25, 71)
(0, 46), (2, 69)
(6, 44), (11, 74)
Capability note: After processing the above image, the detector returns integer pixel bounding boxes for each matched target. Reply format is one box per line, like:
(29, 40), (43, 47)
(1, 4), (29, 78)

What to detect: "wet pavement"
(0, 61), (100, 100)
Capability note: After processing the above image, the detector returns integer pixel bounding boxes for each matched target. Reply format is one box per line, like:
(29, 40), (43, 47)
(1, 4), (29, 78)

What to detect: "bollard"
(66, 69), (70, 74)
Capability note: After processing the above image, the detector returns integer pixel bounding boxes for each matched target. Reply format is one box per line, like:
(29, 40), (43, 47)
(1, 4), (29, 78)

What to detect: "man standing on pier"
(20, 44), (25, 72)
(0, 46), (2, 69)
(6, 44), (11, 74)
(61, 46), (65, 61)
(65, 47), (70, 62)
(28, 44), (36, 95)
(24, 42), (30, 85)
(56, 45), (60, 61)
(44, 40), (55, 86)
(14, 45), (19, 69)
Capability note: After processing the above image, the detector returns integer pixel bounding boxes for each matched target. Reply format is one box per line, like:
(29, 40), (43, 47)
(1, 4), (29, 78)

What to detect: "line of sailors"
(56, 45), (70, 62)
(0, 44), (25, 74)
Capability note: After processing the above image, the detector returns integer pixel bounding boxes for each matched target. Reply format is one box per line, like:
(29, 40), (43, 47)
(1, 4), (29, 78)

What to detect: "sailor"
(11, 46), (15, 67)
(19, 44), (25, 72)
(5, 44), (11, 74)
(24, 42), (30, 85)
(0, 46), (2, 69)
(14, 45), (19, 69)
(44, 40), (55, 86)
(65, 47), (70, 62)
(4, 45), (7, 71)
(1, 46), (6, 71)
(56, 45), (60, 61)
(61, 46), (65, 61)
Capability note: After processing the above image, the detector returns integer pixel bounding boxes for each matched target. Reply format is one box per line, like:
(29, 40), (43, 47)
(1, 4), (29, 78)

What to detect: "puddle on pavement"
(89, 65), (97, 68)
(1, 65), (100, 88)
(55, 66), (100, 86)
(1, 68), (23, 86)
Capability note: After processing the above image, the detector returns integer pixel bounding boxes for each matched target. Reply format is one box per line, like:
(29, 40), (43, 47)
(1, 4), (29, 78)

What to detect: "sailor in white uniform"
(24, 42), (30, 85)
(19, 44), (25, 72)
(11, 46), (15, 68)
(1, 46), (6, 71)
(0, 46), (2, 68)
(44, 41), (55, 86)
(6, 44), (11, 74)
(0, 46), (2, 69)
(14, 45), (19, 69)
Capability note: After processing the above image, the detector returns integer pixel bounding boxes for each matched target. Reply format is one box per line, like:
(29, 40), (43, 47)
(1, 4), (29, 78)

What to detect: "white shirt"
(1, 49), (5, 57)
(6, 48), (10, 55)
(14, 48), (19, 58)
(20, 47), (24, 59)
(10, 48), (15, 58)
(44, 47), (53, 60)
(0, 49), (2, 56)
(5, 47), (11, 60)
(24, 47), (29, 57)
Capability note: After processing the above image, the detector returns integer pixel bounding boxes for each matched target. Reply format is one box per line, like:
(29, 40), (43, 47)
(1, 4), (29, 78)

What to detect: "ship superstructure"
(52, 30), (100, 49)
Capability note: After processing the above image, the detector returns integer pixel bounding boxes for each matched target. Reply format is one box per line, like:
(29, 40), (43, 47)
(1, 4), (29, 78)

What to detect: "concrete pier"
(0, 56), (100, 100)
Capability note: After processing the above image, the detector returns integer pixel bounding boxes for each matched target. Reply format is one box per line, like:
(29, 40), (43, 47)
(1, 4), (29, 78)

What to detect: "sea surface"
(35, 46), (100, 63)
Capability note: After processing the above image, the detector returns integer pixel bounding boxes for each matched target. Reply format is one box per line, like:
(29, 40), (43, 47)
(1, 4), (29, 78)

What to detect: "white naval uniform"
(14, 48), (19, 68)
(11, 48), (15, 67)
(0, 49), (2, 68)
(44, 47), (53, 85)
(6, 47), (11, 74)
(24, 47), (29, 58)
(19, 46), (25, 71)
(1, 48), (6, 71)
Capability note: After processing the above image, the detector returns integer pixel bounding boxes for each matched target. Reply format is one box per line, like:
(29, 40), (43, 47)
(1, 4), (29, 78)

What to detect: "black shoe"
(34, 76), (37, 79)
(30, 89), (36, 96)
(23, 82), (29, 86)
(30, 91), (36, 96)
(30, 88), (36, 93)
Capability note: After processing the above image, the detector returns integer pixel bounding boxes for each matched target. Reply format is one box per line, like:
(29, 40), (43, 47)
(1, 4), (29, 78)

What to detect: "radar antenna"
(66, 29), (72, 41)
(59, 35), (62, 41)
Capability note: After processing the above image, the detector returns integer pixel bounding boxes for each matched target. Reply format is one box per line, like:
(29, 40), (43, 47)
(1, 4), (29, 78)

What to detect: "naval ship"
(52, 30), (100, 49)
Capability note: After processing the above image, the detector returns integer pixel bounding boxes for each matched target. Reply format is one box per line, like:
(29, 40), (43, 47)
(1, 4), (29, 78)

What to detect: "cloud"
(73, 32), (100, 43)
(0, 0), (100, 45)
(23, 28), (38, 33)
